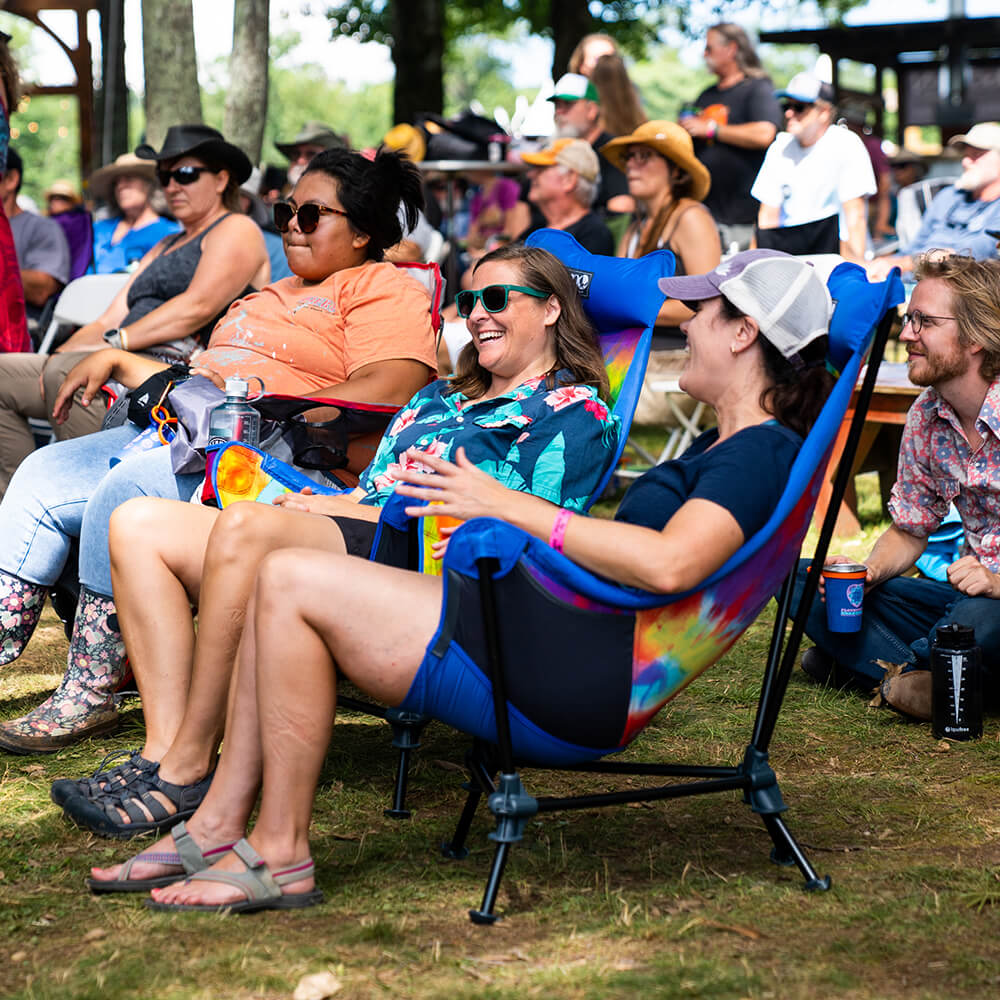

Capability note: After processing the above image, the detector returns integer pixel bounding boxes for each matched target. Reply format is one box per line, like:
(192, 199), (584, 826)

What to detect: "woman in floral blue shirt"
(73, 243), (620, 846)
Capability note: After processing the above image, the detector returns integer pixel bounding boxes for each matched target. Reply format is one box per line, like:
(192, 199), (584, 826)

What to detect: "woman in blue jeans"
(0, 147), (436, 752)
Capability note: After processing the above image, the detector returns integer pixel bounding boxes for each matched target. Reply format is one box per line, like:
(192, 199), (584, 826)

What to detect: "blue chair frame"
(416, 262), (904, 921)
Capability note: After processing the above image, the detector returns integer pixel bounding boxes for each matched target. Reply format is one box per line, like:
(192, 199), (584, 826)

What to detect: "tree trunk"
(391, 0), (444, 125)
(140, 0), (202, 148)
(550, 0), (594, 80)
(224, 0), (269, 163)
(96, 0), (129, 165)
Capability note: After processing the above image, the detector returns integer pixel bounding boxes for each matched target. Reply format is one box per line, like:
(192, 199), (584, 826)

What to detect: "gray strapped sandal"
(51, 748), (159, 808)
(62, 765), (214, 839)
(145, 838), (324, 914)
(86, 821), (235, 894)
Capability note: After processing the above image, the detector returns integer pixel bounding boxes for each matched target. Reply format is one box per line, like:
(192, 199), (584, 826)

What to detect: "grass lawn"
(2, 475), (999, 999)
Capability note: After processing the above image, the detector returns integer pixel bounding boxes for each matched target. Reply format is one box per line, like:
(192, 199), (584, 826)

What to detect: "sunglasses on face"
(781, 100), (814, 116)
(273, 201), (348, 234)
(157, 165), (214, 187)
(624, 147), (656, 166)
(455, 284), (548, 319)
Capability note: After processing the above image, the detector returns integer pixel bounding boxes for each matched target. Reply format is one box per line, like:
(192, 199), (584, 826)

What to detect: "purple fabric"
(52, 209), (94, 281)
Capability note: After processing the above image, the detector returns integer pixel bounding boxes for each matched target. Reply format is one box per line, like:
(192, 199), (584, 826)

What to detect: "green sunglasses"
(455, 284), (548, 318)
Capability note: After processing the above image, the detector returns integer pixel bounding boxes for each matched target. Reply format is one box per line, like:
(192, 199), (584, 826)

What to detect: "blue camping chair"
(399, 262), (905, 921)
(213, 230), (676, 815)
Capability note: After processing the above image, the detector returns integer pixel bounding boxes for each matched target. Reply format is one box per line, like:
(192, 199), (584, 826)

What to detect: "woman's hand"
(52, 322), (109, 355)
(188, 366), (227, 390)
(50, 350), (122, 423)
(394, 446), (519, 523)
(271, 487), (360, 517)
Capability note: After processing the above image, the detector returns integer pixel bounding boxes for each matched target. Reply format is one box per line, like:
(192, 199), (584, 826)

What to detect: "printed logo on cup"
(846, 583), (864, 608)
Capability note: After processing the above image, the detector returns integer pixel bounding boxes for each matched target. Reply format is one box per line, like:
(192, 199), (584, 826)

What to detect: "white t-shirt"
(751, 124), (877, 238)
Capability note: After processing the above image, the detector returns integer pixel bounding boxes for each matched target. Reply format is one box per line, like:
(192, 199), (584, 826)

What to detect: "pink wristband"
(549, 508), (572, 552)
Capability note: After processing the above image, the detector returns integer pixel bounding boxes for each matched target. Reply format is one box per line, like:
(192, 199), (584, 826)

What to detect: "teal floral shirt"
(357, 372), (621, 511)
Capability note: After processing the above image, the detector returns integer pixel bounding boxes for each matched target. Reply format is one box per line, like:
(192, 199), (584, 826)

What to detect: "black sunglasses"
(157, 165), (215, 188)
(781, 100), (813, 115)
(273, 201), (348, 234)
(455, 284), (548, 318)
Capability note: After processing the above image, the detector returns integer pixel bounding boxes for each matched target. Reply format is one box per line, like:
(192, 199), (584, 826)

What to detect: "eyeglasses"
(901, 309), (956, 334)
(156, 165), (215, 187)
(624, 147), (656, 166)
(781, 100), (814, 115)
(455, 284), (548, 318)
(273, 201), (348, 234)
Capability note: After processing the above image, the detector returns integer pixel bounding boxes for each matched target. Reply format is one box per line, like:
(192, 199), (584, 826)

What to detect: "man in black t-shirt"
(680, 23), (782, 251)
(549, 73), (633, 217)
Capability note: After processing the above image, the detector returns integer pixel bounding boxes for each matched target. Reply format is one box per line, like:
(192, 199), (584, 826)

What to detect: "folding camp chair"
(404, 261), (904, 922)
(214, 230), (675, 816)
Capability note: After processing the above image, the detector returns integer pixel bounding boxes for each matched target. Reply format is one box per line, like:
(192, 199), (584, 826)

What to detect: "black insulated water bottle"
(931, 623), (982, 741)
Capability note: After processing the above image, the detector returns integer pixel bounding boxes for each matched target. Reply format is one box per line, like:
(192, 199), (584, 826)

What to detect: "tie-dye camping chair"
(212, 230), (676, 815)
(411, 261), (904, 922)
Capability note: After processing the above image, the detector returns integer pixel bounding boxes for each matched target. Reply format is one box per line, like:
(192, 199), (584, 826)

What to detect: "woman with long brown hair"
(591, 53), (646, 138)
(602, 121), (721, 334)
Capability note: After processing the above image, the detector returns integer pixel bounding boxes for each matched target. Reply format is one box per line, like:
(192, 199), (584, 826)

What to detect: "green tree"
(326, 1), (870, 124)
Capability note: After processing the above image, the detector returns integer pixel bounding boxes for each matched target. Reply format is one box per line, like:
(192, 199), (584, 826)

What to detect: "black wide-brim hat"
(135, 124), (253, 185)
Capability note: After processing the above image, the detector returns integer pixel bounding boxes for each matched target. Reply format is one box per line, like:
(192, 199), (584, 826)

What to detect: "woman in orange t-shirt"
(0, 148), (435, 753)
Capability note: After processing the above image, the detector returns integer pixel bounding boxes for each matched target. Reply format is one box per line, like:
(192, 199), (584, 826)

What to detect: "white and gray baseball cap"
(657, 250), (833, 360)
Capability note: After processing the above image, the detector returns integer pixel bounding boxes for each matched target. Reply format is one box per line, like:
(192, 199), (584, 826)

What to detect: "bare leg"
(109, 498), (220, 760)
(91, 586), (269, 886)
(149, 549), (442, 907)
(153, 502), (354, 788)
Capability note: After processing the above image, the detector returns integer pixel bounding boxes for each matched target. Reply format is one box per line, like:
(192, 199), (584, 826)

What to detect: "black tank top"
(124, 213), (256, 348)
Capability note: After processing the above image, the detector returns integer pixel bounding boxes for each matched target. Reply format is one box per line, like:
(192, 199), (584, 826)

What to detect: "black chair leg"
(761, 813), (831, 891)
(383, 708), (429, 820)
(442, 786), (481, 860)
(469, 841), (511, 924)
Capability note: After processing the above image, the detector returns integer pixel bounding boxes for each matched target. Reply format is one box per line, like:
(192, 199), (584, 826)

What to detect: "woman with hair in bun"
(0, 147), (439, 752)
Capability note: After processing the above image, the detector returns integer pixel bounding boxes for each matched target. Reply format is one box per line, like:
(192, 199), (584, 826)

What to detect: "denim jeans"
(0, 424), (203, 596)
(792, 558), (1000, 689)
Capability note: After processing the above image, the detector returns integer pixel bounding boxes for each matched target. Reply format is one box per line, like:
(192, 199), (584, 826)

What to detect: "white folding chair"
(30, 273), (131, 444)
(35, 273), (131, 355)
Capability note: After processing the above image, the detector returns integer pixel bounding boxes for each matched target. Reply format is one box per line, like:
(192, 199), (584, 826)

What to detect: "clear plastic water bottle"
(208, 376), (259, 449)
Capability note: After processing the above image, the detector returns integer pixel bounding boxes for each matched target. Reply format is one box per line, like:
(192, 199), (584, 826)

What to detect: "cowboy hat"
(43, 180), (81, 205)
(600, 121), (711, 202)
(88, 153), (157, 201)
(135, 124), (253, 185)
(275, 122), (346, 160)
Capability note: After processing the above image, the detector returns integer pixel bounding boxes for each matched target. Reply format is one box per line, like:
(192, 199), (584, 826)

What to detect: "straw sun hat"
(87, 153), (157, 201)
(600, 121), (711, 202)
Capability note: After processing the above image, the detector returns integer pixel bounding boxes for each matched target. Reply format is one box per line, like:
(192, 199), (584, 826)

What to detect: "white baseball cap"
(657, 250), (833, 360)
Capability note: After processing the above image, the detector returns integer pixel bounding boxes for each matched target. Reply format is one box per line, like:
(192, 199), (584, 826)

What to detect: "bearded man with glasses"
(750, 72), (876, 260)
(794, 253), (1000, 721)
